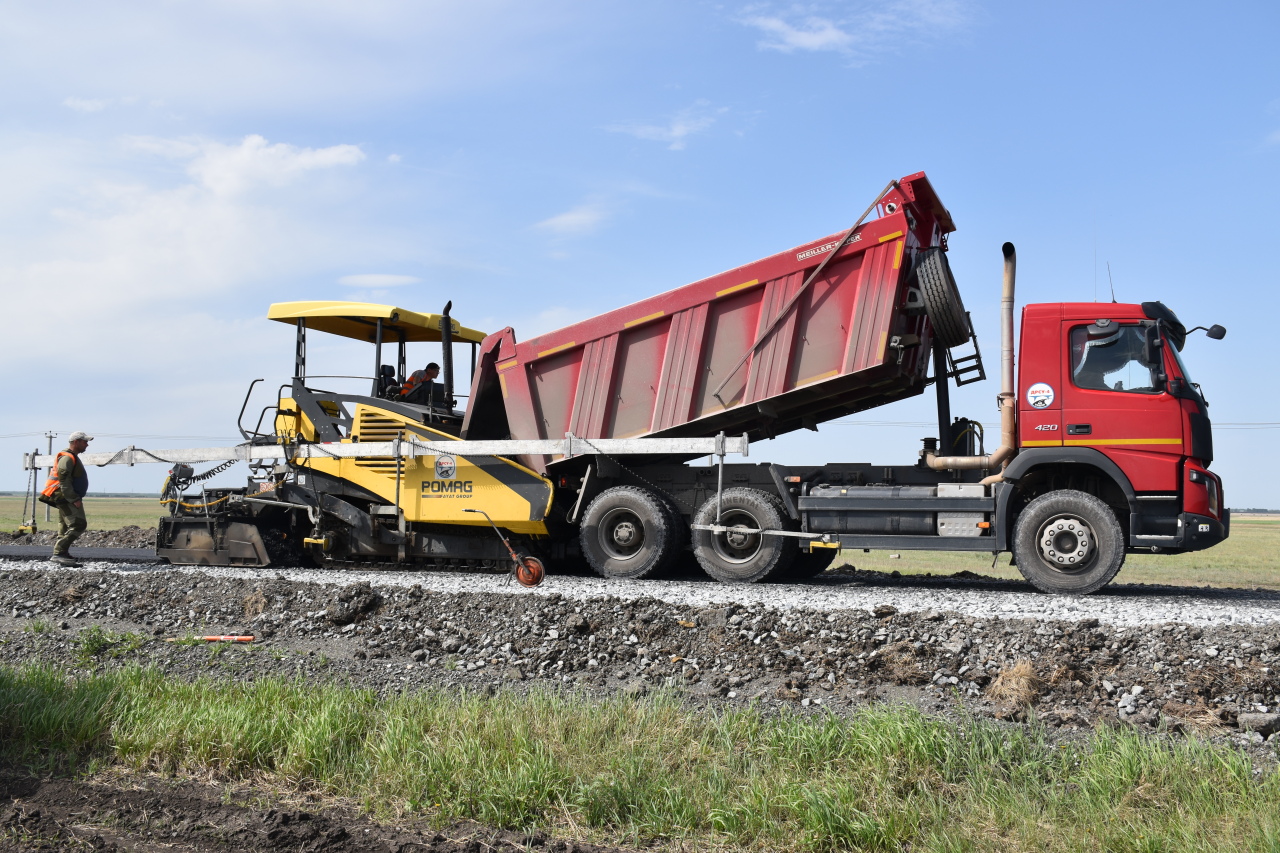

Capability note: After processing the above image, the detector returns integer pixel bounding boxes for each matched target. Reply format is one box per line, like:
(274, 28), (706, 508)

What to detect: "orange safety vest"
(400, 370), (437, 398)
(41, 451), (85, 500)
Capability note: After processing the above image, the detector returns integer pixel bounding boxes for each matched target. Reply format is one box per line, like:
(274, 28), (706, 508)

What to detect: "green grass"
(838, 517), (1280, 591)
(0, 665), (1277, 852)
(74, 626), (147, 667)
(0, 495), (162, 532)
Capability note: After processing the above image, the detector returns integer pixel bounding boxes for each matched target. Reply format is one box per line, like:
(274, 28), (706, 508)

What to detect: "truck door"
(1060, 319), (1184, 491)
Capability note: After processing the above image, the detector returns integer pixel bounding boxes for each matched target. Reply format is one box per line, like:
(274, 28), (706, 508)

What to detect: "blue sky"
(1, 0), (1277, 507)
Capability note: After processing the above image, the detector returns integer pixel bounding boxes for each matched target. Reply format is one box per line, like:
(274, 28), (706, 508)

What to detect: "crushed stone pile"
(1, 568), (1278, 754)
(0, 526), (156, 549)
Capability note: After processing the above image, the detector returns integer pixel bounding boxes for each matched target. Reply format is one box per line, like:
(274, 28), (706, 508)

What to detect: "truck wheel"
(784, 547), (839, 580)
(579, 486), (675, 580)
(914, 247), (970, 349)
(1011, 490), (1125, 595)
(692, 488), (797, 583)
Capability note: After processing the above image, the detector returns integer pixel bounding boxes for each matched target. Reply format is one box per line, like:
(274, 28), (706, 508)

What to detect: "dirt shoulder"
(0, 764), (630, 853)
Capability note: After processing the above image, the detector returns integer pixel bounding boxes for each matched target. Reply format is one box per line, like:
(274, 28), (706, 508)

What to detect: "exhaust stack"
(925, 242), (1017, 477)
(440, 300), (455, 408)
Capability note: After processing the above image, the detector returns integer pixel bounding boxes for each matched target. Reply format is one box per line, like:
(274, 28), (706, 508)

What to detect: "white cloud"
(606, 101), (727, 151)
(387, 153), (402, 163)
(1268, 129), (1280, 145)
(63, 96), (111, 112)
(0, 132), (373, 387)
(738, 0), (969, 59)
(742, 15), (852, 53)
(338, 273), (420, 287)
(127, 134), (365, 196)
(535, 201), (610, 236)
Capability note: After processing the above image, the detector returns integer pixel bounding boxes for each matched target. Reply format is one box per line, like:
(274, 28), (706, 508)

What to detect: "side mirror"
(1207, 324), (1226, 340)
(1143, 324), (1164, 366)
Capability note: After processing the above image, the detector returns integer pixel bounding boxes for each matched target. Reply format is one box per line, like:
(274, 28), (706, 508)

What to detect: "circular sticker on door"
(1027, 382), (1055, 409)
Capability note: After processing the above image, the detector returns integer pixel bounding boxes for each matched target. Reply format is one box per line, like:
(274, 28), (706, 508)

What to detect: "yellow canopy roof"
(267, 301), (488, 344)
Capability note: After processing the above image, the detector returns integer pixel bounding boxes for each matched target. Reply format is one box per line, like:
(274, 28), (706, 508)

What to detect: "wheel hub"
(725, 527), (751, 549)
(599, 507), (645, 561)
(712, 510), (763, 564)
(1038, 516), (1093, 567)
(612, 521), (637, 547)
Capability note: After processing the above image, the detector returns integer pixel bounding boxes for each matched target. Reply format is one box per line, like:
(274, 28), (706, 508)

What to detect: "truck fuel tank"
(803, 483), (989, 538)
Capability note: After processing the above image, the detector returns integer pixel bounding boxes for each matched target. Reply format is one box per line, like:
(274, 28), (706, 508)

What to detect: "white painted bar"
(22, 434), (749, 470)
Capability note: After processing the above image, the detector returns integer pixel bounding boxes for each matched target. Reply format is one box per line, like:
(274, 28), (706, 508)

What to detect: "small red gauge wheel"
(514, 555), (545, 588)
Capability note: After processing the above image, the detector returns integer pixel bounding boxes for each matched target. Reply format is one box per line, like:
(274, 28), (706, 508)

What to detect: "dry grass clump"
(987, 659), (1042, 707)
(58, 586), (85, 604)
(242, 590), (267, 618)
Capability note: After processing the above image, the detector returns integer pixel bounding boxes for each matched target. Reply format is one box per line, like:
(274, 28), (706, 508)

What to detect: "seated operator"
(400, 362), (443, 406)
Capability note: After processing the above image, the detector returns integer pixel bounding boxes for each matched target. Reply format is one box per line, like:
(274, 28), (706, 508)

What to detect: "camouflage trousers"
(54, 499), (87, 555)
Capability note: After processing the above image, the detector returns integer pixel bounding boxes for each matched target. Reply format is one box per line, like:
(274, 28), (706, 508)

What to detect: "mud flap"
(157, 519), (271, 567)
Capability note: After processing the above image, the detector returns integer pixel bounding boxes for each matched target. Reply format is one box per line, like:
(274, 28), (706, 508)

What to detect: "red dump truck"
(458, 171), (1229, 594)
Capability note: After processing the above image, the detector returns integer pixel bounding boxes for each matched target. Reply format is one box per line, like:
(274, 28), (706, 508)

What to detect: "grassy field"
(840, 516), (1280, 591)
(0, 495), (162, 532)
(2, 495), (1275, 591)
(1, 664), (1277, 853)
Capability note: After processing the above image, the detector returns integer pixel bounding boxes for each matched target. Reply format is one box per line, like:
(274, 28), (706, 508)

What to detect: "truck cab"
(1007, 300), (1227, 566)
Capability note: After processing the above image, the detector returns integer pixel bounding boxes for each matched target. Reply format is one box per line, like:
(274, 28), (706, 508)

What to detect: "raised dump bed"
(461, 172), (972, 472)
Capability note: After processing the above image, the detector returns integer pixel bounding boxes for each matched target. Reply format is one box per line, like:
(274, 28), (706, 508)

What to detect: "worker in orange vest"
(40, 431), (92, 566)
(400, 362), (442, 406)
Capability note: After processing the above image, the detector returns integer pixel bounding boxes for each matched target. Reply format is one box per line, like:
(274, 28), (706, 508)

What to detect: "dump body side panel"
(470, 172), (955, 472)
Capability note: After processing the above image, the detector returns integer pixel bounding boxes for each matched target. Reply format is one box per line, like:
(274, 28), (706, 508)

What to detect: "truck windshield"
(1167, 334), (1195, 387)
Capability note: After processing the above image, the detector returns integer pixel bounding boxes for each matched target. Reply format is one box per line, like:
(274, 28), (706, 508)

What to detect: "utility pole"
(44, 431), (56, 522)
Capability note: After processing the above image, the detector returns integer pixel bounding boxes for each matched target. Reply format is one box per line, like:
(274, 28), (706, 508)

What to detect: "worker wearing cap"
(40, 431), (92, 567)
(401, 362), (442, 407)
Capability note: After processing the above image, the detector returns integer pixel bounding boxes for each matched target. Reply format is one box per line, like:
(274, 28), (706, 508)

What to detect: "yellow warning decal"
(624, 311), (665, 328)
(496, 358), (518, 372)
(878, 230), (904, 243)
(797, 369), (839, 386)
(716, 279), (760, 297)
(892, 240), (904, 270)
(536, 341), (576, 359)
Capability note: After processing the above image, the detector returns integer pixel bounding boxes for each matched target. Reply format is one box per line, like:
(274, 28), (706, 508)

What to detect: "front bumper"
(1174, 508), (1230, 552)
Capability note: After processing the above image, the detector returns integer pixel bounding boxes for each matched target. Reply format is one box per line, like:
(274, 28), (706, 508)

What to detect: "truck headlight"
(1206, 477), (1219, 518)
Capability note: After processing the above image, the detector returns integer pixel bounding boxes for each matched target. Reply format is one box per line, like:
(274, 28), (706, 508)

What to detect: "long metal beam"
(22, 433), (749, 471)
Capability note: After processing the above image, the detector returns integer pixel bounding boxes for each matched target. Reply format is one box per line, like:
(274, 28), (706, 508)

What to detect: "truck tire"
(692, 488), (797, 583)
(784, 547), (839, 580)
(579, 486), (675, 580)
(1011, 490), (1125, 595)
(914, 247), (970, 349)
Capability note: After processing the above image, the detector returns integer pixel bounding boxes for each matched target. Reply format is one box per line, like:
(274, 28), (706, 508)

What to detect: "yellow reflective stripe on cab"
(1064, 438), (1182, 446)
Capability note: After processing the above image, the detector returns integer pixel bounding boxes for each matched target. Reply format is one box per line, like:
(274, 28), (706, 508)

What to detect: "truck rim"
(712, 509), (764, 564)
(1037, 514), (1094, 572)
(600, 507), (646, 561)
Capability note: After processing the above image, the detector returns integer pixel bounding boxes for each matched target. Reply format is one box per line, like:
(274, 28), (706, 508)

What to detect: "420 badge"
(1026, 383), (1055, 409)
